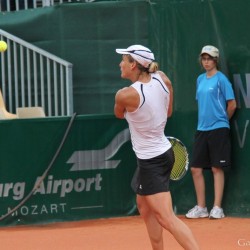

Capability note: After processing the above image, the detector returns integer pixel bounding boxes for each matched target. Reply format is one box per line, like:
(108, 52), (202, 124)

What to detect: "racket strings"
(169, 139), (189, 180)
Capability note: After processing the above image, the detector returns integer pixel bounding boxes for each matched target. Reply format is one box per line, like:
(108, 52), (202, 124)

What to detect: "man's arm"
(227, 99), (237, 119)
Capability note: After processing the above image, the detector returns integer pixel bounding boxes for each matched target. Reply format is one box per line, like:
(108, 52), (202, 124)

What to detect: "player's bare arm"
(158, 70), (173, 117)
(114, 87), (140, 119)
(114, 88), (127, 119)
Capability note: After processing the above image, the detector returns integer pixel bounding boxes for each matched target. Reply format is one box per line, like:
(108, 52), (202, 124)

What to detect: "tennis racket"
(167, 137), (189, 181)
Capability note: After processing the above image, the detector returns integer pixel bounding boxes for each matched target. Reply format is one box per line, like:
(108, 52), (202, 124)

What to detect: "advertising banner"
(0, 115), (137, 226)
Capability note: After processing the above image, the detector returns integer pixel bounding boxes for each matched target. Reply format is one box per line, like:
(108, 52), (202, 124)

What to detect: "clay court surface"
(0, 215), (249, 249)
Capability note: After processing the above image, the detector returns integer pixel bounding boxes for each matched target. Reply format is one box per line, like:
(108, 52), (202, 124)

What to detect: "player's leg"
(137, 195), (164, 250)
(145, 192), (200, 250)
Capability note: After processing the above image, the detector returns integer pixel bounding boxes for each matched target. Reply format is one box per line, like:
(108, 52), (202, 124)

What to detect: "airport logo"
(67, 128), (131, 171)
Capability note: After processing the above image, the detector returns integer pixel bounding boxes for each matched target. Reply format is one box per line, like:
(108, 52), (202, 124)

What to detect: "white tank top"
(125, 73), (172, 159)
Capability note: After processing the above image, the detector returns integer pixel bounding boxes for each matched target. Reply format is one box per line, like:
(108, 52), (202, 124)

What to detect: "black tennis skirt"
(131, 148), (175, 195)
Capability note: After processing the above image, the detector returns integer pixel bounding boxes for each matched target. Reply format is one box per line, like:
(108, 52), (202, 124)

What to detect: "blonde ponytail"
(148, 62), (159, 73)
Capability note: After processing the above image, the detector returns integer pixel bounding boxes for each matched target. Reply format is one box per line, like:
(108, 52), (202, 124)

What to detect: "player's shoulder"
(156, 70), (166, 79)
(116, 86), (136, 100)
(156, 71), (171, 84)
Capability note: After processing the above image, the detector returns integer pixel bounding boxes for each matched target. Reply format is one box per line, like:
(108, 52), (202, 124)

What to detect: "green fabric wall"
(0, 0), (150, 115)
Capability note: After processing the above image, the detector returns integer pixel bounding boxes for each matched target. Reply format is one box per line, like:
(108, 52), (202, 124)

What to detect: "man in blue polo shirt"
(186, 45), (236, 219)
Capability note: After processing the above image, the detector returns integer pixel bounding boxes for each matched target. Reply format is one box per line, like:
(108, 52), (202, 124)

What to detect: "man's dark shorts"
(191, 128), (231, 169)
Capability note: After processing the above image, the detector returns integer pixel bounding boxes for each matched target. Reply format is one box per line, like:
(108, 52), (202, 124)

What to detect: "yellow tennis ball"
(0, 41), (8, 52)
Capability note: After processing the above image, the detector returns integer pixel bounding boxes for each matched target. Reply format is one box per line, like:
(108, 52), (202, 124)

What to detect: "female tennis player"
(114, 45), (199, 250)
